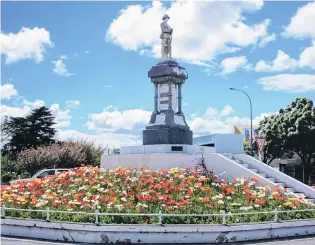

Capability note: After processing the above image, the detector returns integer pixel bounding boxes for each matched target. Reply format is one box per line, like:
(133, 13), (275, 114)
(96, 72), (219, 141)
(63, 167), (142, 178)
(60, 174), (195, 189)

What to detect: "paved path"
(2, 236), (315, 244)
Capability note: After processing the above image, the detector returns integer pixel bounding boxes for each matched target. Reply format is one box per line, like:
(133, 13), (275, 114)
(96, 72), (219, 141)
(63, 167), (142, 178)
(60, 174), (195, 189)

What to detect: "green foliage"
(2, 106), (56, 160)
(259, 98), (315, 183)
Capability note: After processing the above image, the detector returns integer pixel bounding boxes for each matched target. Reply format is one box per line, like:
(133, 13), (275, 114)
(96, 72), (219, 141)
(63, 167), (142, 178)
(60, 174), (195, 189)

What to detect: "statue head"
(162, 14), (170, 23)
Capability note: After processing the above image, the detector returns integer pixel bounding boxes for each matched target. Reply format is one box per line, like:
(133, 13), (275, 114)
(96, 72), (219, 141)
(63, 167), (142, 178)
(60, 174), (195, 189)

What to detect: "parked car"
(10, 168), (72, 184)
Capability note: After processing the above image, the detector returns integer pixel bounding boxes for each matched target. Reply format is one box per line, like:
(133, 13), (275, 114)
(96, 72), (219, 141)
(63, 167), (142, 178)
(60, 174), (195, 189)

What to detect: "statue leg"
(161, 38), (167, 58)
(168, 39), (172, 59)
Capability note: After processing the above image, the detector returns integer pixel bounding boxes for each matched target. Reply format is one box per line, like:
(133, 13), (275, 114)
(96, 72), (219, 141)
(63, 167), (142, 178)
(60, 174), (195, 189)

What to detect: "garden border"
(2, 218), (315, 243)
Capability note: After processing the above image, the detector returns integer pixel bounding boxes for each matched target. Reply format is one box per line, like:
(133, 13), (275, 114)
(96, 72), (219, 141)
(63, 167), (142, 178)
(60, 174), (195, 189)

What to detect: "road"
(2, 236), (315, 245)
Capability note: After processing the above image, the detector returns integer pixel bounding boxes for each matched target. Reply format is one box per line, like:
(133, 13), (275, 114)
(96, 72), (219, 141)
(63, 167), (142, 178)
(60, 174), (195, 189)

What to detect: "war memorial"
(2, 14), (315, 245)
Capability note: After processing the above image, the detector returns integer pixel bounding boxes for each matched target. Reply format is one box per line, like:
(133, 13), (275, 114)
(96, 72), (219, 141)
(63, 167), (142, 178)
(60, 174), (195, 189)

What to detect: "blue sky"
(1, 1), (315, 147)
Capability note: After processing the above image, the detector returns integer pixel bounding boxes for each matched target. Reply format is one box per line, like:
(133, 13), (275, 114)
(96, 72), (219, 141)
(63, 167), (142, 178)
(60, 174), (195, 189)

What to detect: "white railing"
(1, 206), (315, 225)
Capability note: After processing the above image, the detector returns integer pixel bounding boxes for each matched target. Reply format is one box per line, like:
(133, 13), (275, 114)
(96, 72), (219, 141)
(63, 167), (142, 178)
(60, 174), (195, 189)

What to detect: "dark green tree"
(278, 98), (315, 184)
(258, 98), (315, 184)
(2, 106), (56, 159)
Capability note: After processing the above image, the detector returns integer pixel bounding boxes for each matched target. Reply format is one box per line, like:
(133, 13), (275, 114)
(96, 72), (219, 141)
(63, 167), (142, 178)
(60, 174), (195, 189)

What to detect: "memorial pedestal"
(143, 59), (193, 145)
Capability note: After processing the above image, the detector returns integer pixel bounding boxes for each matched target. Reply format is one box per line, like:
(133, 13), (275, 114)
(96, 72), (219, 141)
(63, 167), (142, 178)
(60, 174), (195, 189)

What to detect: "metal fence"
(1, 206), (315, 225)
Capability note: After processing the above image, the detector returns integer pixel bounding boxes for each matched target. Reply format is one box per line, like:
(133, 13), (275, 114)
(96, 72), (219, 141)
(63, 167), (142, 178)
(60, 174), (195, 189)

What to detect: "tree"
(258, 115), (292, 165)
(2, 106), (56, 159)
(258, 98), (315, 184)
(278, 98), (315, 185)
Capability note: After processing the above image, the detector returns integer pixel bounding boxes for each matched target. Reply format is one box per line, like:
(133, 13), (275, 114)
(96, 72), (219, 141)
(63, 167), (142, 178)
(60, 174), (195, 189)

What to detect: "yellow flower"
(283, 201), (293, 208)
(174, 174), (179, 178)
(2, 193), (11, 200)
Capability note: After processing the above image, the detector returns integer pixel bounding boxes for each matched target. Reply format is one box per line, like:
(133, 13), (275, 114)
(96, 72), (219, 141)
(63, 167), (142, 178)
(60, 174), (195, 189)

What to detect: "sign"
(255, 136), (266, 155)
(244, 128), (259, 145)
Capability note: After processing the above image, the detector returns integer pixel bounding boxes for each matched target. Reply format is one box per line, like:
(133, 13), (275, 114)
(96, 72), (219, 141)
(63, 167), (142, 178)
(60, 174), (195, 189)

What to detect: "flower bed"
(1, 166), (315, 224)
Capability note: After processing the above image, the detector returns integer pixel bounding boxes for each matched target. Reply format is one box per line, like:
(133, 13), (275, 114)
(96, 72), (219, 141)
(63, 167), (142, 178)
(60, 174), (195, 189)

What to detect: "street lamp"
(229, 87), (253, 156)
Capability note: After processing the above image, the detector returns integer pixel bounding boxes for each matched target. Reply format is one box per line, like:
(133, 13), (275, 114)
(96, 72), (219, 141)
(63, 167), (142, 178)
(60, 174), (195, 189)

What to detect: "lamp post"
(229, 87), (253, 156)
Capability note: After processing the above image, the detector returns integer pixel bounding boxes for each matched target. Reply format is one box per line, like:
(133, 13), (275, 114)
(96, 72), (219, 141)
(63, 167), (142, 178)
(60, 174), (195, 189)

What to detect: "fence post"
(46, 208), (50, 222)
(158, 210), (163, 225)
(95, 209), (99, 225)
(1, 205), (5, 218)
(274, 208), (278, 222)
(222, 211), (226, 225)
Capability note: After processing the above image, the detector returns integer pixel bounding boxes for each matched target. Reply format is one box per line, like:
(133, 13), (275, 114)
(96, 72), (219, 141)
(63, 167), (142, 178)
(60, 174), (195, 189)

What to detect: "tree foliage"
(2, 106), (56, 159)
(17, 140), (106, 175)
(258, 98), (315, 184)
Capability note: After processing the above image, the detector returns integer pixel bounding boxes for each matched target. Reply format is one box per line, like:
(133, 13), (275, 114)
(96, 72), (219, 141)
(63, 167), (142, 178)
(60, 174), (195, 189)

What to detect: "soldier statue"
(160, 14), (173, 59)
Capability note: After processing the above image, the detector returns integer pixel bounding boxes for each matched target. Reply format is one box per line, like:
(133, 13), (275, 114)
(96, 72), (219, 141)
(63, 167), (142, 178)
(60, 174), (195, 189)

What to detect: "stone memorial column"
(178, 84), (182, 114)
(154, 83), (158, 113)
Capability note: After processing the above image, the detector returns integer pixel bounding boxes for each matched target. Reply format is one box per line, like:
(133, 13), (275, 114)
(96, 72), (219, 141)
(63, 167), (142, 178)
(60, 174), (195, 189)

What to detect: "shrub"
(17, 141), (106, 175)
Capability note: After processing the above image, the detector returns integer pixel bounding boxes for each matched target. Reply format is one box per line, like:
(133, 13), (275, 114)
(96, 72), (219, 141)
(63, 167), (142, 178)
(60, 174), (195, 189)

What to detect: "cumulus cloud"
(1, 96), (71, 128)
(52, 59), (74, 77)
(0, 84), (18, 100)
(257, 74), (315, 92)
(283, 2), (315, 39)
(220, 105), (235, 117)
(23, 99), (45, 109)
(86, 106), (151, 132)
(188, 107), (272, 135)
(0, 27), (53, 64)
(49, 104), (72, 128)
(106, 0), (270, 65)
(255, 50), (299, 72)
(1, 99), (45, 123)
(220, 56), (249, 74)
(299, 41), (315, 69)
(55, 129), (139, 148)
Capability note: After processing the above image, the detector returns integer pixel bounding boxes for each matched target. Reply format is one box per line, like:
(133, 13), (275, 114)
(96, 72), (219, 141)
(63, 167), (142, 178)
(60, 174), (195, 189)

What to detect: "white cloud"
(220, 105), (235, 117)
(255, 50), (299, 72)
(258, 33), (276, 48)
(49, 104), (72, 128)
(86, 106), (151, 132)
(257, 74), (315, 92)
(188, 107), (272, 135)
(0, 84), (18, 100)
(52, 59), (74, 77)
(23, 99), (45, 109)
(59, 55), (68, 60)
(106, 1), (270, 65)
(283, 2), (315, 39)
(66, 100), (80, 109)
(220, 56), (249, 74)
(1, 99), (45, 123)
(299, 41), (315, 69)
(84, 51), (90, 54)
(55, 129), (139, 148)
(0, 27), (53, 64)
(104, 85), (113, 88)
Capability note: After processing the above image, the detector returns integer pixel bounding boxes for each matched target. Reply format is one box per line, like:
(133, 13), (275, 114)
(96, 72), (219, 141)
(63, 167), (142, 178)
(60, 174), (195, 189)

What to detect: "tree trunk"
(267, 157), (276, 165)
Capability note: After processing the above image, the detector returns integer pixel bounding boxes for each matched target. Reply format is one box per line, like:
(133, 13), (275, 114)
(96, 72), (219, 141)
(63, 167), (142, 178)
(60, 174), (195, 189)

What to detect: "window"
(37, 170), (55, 178)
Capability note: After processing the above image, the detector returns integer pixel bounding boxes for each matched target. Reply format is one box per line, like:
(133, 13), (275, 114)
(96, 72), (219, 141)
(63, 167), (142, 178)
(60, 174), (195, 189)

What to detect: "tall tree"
(258, 98), (315, 184)
(278, 98), (315, 184)
(2, 106), (56, 159)
(258, 115), (292, 165)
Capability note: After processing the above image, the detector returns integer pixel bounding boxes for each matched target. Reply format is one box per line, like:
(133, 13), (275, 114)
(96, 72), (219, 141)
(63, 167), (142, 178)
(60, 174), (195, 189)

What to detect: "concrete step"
(285, 187), (295, 193)
(294, 192), (306, 197)
(275, 182), (285, 187)
(239, 163), (249, 168)
(305, 198), (314, 204)
(266, 177), (276, 182)
(258, 173), (267, 178)
(248, 168), (258, 173)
